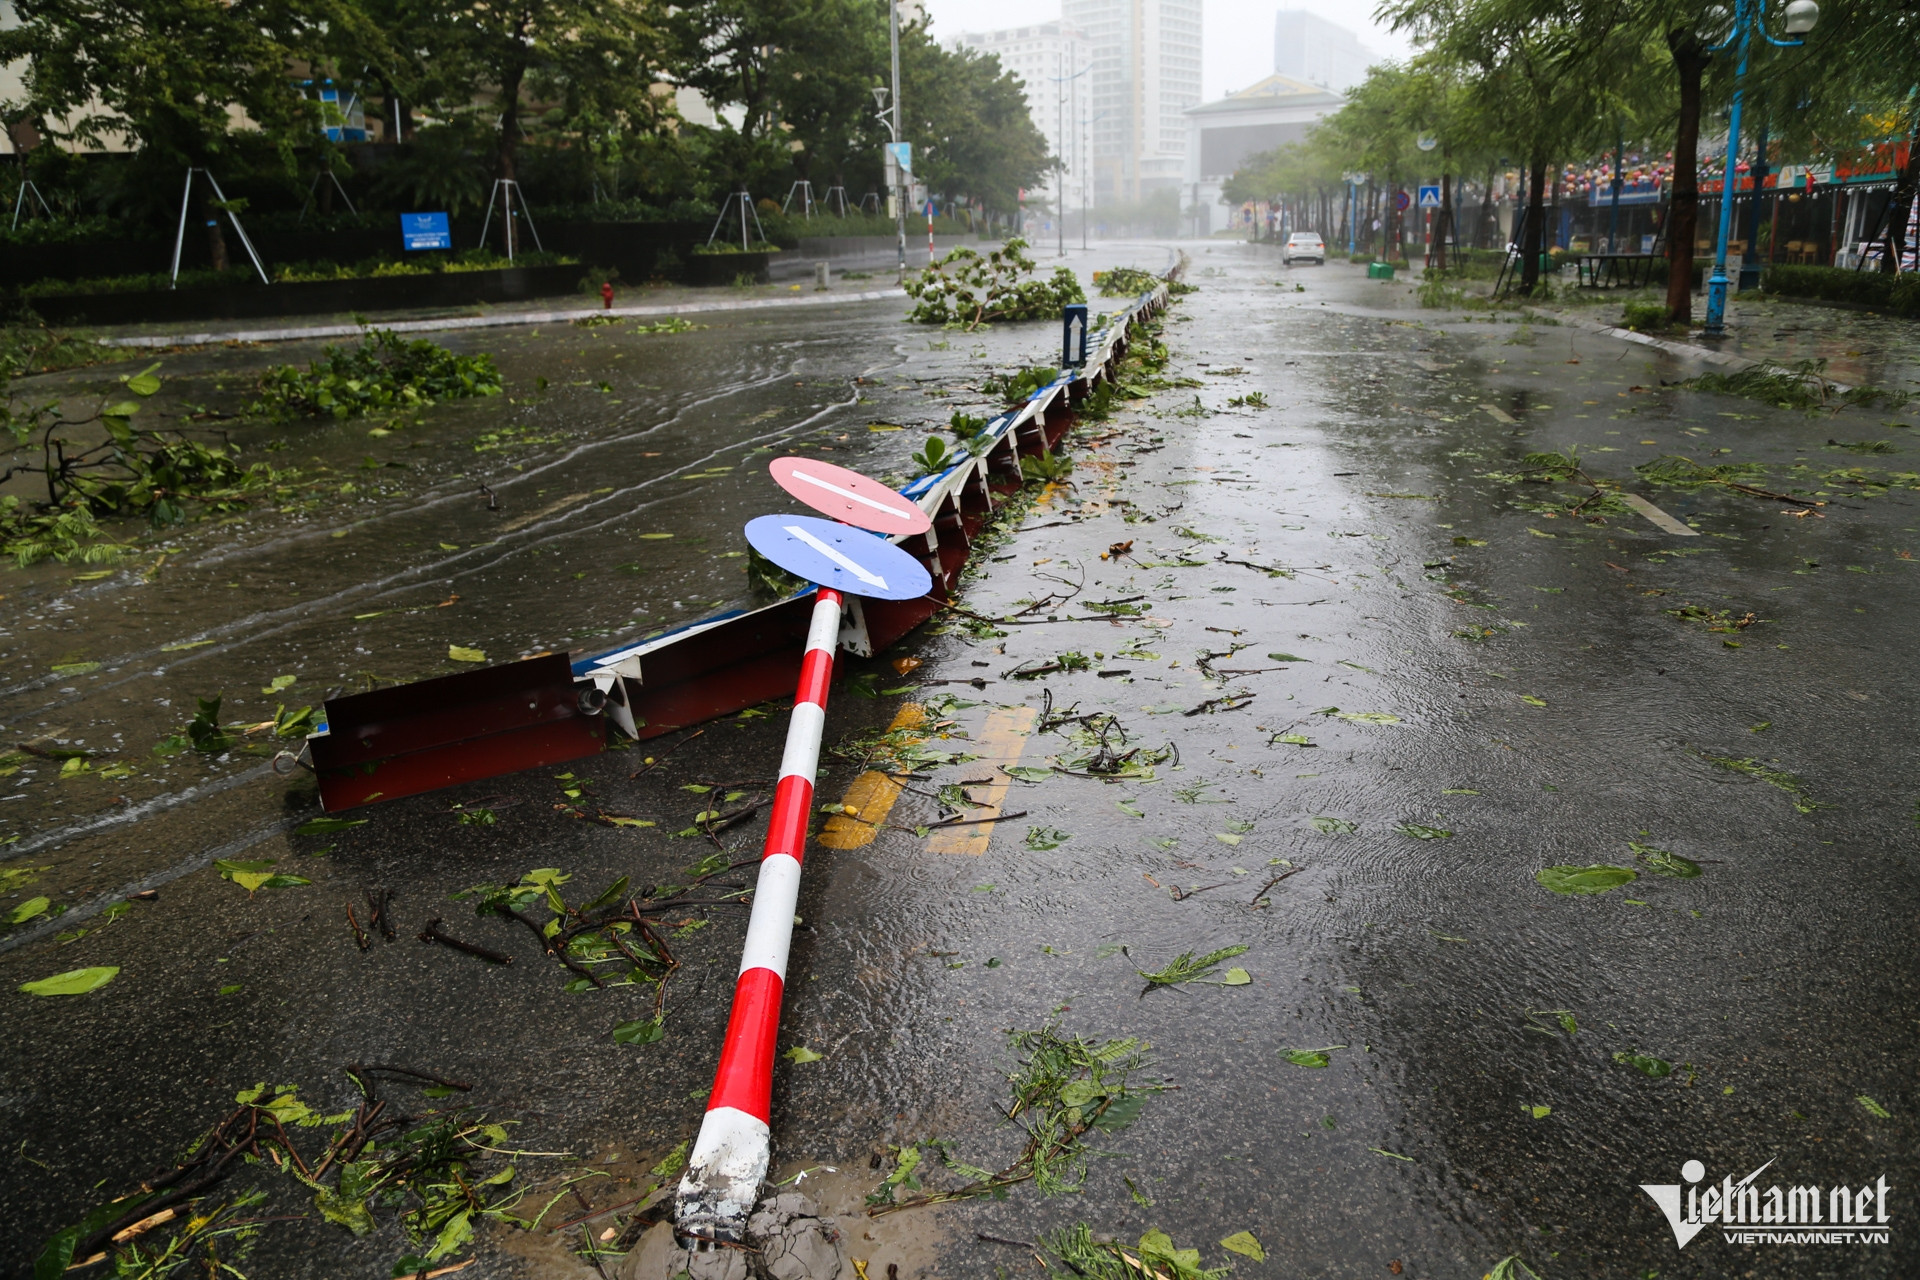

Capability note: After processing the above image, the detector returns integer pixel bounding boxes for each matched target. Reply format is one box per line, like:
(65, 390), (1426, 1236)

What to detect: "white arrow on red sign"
(769, 456), (931, 535)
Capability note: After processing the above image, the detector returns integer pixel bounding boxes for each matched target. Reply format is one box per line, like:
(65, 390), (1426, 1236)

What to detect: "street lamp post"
(1050, 56), (1090, 258)
(873, 83), (906, 277)
(1702, 0), (1819, 337)
(1084, 108), (1110, 248)
(871, 2), (907, 276)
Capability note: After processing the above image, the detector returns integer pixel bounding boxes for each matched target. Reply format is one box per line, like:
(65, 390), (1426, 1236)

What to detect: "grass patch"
(1761, 263), (1920, 316)
(1621, 300), (1675, 332)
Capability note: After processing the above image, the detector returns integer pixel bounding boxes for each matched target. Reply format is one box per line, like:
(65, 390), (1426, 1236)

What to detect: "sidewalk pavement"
(1536, 289), (1920, 397)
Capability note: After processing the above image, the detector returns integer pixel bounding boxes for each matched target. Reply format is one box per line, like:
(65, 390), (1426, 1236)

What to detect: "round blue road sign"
(744, 514), (933, 601)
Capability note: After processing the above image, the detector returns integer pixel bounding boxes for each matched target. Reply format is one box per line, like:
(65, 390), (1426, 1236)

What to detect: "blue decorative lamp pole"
(1702, 0), (1820, 336)
(1345, 173), (1367, 258)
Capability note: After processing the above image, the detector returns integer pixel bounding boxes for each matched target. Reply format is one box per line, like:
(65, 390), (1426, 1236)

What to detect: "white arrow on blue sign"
(1417, 185), (1442, 209)
(745, 514), (933, 601)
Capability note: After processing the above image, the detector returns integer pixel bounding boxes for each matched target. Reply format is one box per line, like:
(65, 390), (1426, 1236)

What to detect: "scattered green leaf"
(613, 1017), (665, 1046)
(20, 965), (119, 996)
(1281, 1045), (1344, 1068)
(1535, 864), (1638, 895)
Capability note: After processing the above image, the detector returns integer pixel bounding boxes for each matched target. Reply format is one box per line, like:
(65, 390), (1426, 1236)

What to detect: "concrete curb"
(96, 287), (910, 349)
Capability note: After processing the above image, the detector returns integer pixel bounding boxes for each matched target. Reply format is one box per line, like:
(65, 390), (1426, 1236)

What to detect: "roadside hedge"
(1760, 263), (1920, 316)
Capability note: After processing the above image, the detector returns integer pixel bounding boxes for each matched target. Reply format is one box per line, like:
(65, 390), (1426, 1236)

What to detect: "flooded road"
(4, 245), (1916, 1280)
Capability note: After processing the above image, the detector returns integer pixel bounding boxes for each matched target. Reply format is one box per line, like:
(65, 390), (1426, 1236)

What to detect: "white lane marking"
(789, 469), (915, 521)
(785, 524), (887, 590)
(738, 854), (802, 978)
(777, 703), (826, 784)
(1619, 493), (1699, 536)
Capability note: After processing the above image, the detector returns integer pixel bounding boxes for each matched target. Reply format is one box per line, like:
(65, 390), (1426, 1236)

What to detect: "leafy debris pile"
(252, 328), (503, 419)
(1042, 1224), (1232, 1279)
(32, 1066), (557, 1278)
(904, 238), (1086, 329)
(2, 362), (288, 566)
(866, 1025), (1159, 1213)
(1680, 357), (1910, 412)
(455, 859), (756, 1034)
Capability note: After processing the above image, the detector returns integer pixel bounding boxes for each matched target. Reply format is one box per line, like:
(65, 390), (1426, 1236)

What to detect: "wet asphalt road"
(3, 245), (1918, 1279)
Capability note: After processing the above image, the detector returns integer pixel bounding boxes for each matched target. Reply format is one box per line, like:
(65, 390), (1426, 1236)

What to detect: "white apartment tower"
(1062, 0), (1203, 205)
(951, 22), (1094, 221)
(1272, 10), (1375, 94)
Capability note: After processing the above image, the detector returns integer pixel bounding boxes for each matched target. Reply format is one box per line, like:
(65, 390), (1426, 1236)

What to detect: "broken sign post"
(676, 500), (931, 1249)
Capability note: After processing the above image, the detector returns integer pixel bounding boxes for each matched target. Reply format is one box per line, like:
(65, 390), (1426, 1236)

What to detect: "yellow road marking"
(927, 704), (1038, 856)
(817, 704), (925, 849)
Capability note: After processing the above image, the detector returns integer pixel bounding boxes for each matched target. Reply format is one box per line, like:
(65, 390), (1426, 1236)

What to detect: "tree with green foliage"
(664, 0), (1048, 221)
(0, 0), (377, 261)
(898, 25), (1051, 217)
(1385, 0), (1627, 292)
(431, 0), (671, 250)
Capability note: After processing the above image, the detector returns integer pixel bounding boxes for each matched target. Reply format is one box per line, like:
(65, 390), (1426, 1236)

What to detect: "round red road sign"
(768, 456), (932, 536)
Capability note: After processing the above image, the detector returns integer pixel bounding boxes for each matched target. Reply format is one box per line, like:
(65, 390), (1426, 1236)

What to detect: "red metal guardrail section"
(310, 285), (1166, 812)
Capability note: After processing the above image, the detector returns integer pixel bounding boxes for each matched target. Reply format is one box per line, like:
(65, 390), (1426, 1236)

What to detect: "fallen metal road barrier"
(305, 282), (1172, 813)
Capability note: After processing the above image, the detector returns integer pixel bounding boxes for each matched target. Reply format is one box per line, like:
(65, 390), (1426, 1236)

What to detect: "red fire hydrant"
(600, 281), (614, 310)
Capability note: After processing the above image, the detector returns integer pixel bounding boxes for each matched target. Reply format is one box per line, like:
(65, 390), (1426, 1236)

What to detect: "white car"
(1282, 232), (1326, 265)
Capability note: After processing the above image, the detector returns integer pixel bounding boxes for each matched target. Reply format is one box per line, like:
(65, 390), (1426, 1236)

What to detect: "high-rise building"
(1272, 10), (1375, 94)
(1182, 75), (1345, 235)
(950, 22), (1094, 223)
(1063, 0), (1203, 205)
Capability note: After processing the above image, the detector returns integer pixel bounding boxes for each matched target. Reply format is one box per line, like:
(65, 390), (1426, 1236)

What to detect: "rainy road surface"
(3, 244), (1917, 1280)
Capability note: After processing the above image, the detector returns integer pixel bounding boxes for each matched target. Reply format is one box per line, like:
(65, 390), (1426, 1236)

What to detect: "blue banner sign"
(401, 212), (452, 251)
(1586, 184), (1663, 207)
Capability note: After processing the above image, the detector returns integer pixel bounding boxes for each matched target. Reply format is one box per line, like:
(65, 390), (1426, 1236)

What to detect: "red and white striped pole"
(674, 587), (843, 1246)
(927, 199), (935, 264)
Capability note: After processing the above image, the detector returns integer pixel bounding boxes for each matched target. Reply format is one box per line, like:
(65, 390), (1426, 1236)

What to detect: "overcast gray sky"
(924, 0), (1417, 103)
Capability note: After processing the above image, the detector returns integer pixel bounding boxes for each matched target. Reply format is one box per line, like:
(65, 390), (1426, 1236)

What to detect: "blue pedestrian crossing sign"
(1417, 185), (1442, 210)
(744, 514), (932, 601)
